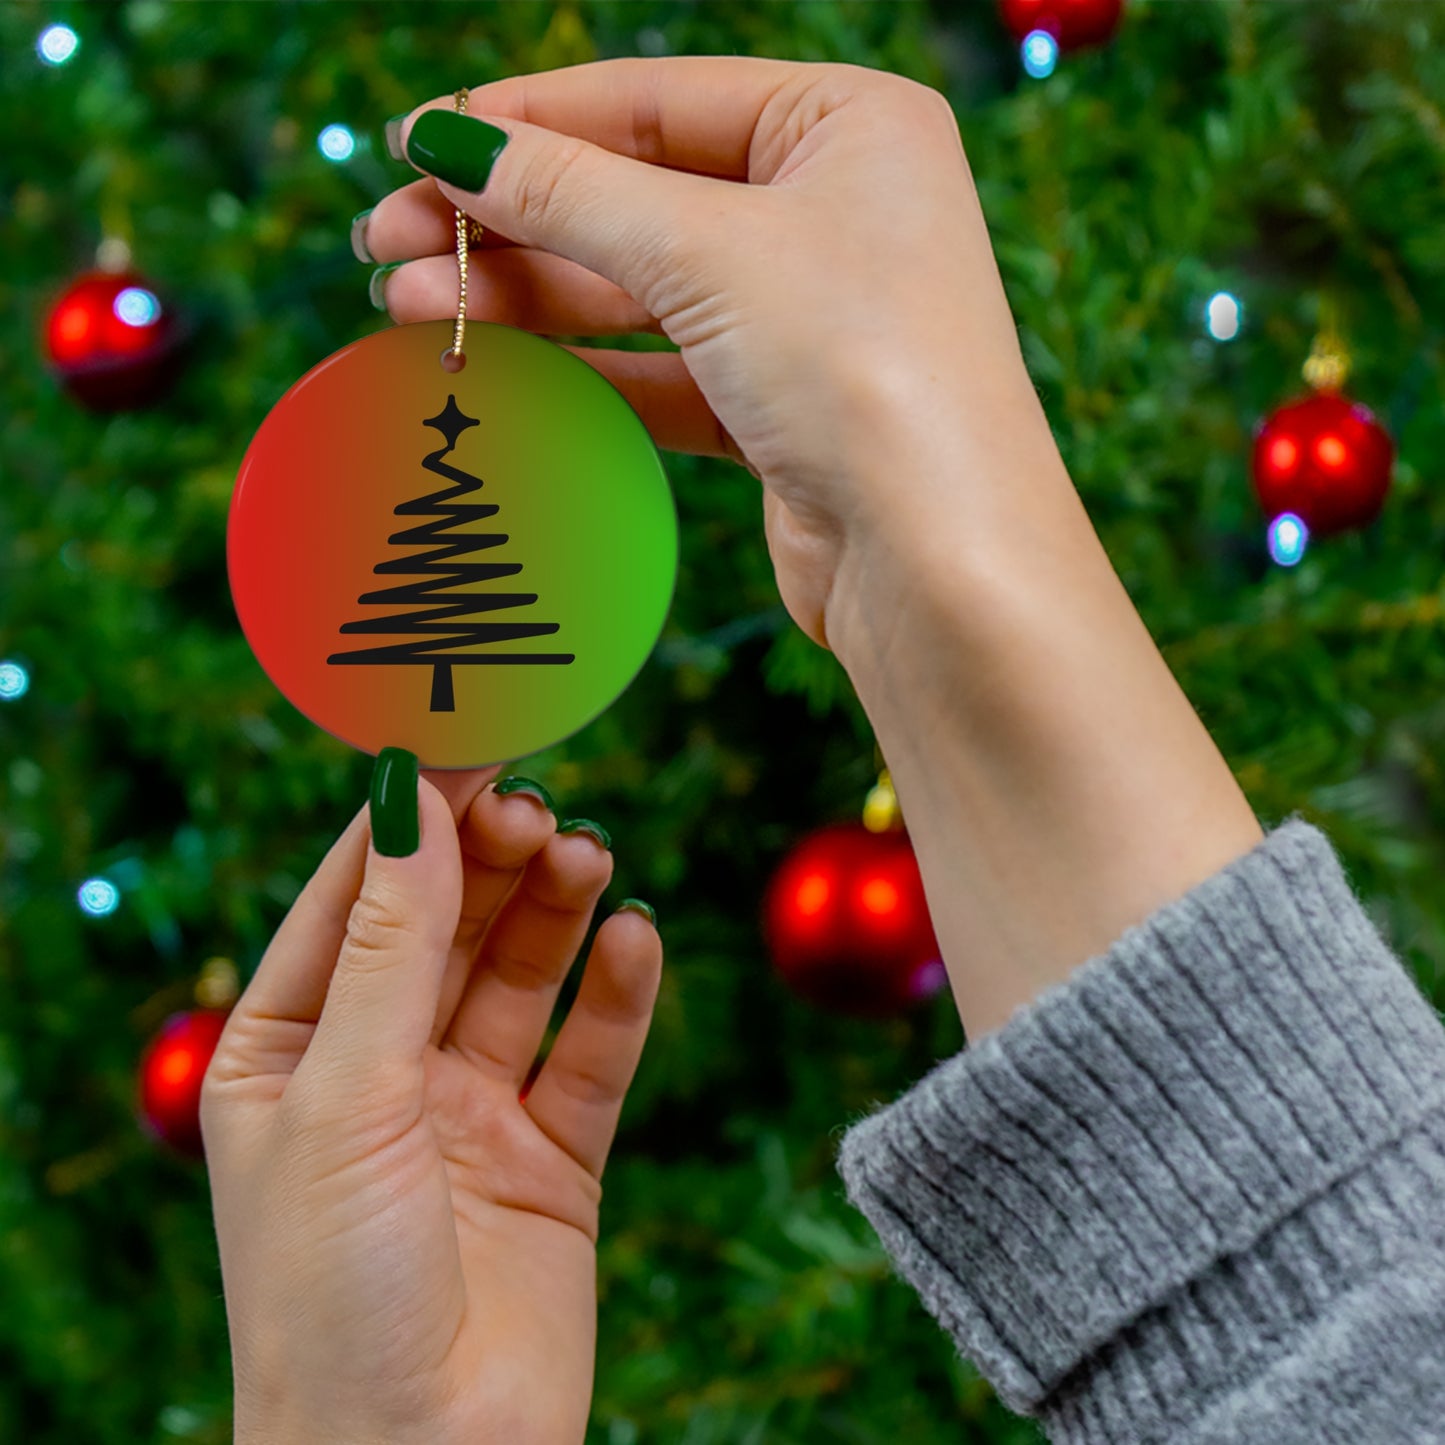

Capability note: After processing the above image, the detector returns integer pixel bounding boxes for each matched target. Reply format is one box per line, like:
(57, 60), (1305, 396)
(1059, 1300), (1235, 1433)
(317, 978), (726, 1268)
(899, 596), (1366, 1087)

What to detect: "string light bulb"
(78, 878), (120, 917)
(1267, 512), (1309, 567)
(0, 660), (30, 701)
(1021, 30), (1059, 77)
(37, 24), (79, 66)
(318, 124), (356, 162)
(1205, 291), (1242, 341)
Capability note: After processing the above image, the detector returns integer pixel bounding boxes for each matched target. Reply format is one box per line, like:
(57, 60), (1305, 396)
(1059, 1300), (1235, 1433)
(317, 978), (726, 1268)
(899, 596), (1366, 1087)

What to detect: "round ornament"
(229, 319), (677, 768)
(137, 1008), (230, 1158)
(763, 821), (945, 1018)
(1251, 391), (1393, 537)
(44, 268), (184, 411)
(998, 0), (1125, 49)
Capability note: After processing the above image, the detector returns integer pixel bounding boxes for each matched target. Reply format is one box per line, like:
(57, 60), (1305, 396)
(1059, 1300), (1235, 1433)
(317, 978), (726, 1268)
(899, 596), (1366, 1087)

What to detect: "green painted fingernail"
(405, 109), (510, 192)
(558, 817), (611, 851)
(494, 775), (555, 812)
(350, 208), (375, 264)
(370, 747), (419, 857)
(384, 113), (408, 162)
(617, 898), (656, 926)
(369, 261), (403, 311)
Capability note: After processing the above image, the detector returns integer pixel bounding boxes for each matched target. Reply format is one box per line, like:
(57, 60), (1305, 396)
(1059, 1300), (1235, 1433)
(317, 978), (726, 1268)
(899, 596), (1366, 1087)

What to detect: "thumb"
(304, 751), (463, 1088)
(398, 105), (741, 314)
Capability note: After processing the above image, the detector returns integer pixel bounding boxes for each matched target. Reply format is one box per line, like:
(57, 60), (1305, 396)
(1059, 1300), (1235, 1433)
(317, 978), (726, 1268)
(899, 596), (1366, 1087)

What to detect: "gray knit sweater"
(836, 816), (1445, 1443)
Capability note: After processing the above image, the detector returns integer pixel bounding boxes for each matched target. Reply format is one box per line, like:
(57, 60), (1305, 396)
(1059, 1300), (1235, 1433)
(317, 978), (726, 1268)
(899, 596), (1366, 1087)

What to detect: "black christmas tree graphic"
(327, 394), (573, 712)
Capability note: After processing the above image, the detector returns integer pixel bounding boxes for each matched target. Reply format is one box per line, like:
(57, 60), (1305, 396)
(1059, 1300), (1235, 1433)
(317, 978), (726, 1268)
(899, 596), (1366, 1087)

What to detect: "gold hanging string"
(448, 88), (487, 362)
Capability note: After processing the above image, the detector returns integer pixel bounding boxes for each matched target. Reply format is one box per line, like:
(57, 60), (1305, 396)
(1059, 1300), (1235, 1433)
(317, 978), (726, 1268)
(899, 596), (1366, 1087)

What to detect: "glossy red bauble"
(137, 1009), (230, 1157)
(1251, 392), (1394, 538)
(998, 0), (1125, 49)
(44, 269), (184, 410)
(763, 822), (945, 1017)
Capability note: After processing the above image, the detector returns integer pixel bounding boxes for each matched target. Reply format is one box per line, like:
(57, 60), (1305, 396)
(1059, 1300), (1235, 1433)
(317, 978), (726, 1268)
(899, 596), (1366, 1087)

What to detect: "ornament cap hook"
(1303, 332), (1351, 393)
(1304, 295), (1351, 392)
(863, 766), (903, 832)
(195, 955), (240, 1011)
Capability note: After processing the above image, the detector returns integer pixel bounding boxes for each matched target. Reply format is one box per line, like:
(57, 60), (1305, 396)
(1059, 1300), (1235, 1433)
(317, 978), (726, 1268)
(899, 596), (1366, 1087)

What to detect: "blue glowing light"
(114, 287), (161, 328)
(1022, 30), (1059, 79)
(1268, 512), (1309, 567)
(318, 124), (356, 162)
(38, 24), (79, 66)
(78, 877), (121, 917)
(1205, 291), (1242, 342)
(0, 661), (29, 700)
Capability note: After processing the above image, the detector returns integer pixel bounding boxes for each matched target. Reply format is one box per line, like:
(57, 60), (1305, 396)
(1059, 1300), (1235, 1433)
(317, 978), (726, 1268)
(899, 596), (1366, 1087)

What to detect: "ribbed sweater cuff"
(835, 816), (1445, 1432)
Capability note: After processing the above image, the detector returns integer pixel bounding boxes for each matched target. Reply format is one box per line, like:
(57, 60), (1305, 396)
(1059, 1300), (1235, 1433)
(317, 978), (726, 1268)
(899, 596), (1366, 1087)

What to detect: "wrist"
(234, 1414), (418, 1445)
(822, 352), (1080, 672)
(825, 408), (1262, 1039)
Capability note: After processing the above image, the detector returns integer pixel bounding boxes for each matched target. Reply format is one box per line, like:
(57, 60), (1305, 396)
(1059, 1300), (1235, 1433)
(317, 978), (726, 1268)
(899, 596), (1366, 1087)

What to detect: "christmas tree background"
(2, 3), (1443, 1442)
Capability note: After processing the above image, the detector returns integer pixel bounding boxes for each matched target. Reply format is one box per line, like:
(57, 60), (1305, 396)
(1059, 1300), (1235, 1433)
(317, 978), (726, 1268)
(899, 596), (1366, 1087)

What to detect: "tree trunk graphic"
(327, 394), (573, 712)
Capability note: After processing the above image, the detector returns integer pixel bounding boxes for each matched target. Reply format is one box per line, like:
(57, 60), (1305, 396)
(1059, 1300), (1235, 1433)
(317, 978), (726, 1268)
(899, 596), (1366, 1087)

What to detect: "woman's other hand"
(202, 763), (662, 1445)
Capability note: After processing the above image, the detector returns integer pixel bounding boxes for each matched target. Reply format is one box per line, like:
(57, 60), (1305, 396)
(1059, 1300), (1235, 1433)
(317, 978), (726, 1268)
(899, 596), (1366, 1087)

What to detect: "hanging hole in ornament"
(440, 348), (466, 374)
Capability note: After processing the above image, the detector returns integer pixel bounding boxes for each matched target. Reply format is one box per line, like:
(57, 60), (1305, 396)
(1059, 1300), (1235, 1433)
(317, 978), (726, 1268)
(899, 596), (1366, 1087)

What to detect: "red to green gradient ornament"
(228, 320), (678, 768)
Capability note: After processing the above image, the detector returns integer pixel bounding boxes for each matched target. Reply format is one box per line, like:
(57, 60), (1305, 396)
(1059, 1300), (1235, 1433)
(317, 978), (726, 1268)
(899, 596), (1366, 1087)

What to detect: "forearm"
(826, 384), (1263, 1040)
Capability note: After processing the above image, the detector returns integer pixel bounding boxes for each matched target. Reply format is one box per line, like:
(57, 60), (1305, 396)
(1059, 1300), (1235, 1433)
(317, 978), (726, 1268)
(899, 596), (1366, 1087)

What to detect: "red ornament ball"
(763, 822), (945, 1017)
(998, 0), (1124, 49)
(1251, 392), (1394, 538)
(137, 1009), (230, 1157)
(44, 269), (184, 410)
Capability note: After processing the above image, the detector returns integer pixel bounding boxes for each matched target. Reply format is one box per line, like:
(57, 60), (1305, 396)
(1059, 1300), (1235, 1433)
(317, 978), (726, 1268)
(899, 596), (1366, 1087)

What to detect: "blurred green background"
(2, 2), (1444, 1442)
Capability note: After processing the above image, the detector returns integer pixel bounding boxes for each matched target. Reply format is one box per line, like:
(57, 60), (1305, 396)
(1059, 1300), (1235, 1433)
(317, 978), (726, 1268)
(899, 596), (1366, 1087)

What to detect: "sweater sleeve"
(835, 815), (1445, 1444)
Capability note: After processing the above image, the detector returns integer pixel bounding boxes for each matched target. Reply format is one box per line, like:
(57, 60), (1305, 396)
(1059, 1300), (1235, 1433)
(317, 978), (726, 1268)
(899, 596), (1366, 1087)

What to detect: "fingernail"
(350, 208), (375, 263)
(558, 818), (611, 851)
(384, 113), (409, 162)
(370, 747), (420, 857)
(493, 775), (555, 812)
(405, 110), (510, 192)
(617, 897), (656, 926)
(369, 261), (404, 311)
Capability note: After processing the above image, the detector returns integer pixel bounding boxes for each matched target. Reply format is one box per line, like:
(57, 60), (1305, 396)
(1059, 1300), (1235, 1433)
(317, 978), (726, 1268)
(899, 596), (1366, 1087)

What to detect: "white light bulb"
(1205, 291), (1242, 342)
(1268, 512), (1308, 567)
(0, 660), (29, 700)
(114, 287), (162, 327)
(1022, 30), (1059, 80)
(318, 124), (357, 162)
(78, 878), (121, 917)
(38, 24), (79, 66)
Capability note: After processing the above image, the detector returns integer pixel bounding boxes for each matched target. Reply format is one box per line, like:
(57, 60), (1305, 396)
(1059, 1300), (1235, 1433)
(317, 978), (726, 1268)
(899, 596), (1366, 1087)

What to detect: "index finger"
(405, 54), (810, 182)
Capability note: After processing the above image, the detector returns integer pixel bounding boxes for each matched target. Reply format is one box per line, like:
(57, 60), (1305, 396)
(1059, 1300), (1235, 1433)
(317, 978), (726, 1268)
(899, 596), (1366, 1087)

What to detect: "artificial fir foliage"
(2, 4), (1444, 1443)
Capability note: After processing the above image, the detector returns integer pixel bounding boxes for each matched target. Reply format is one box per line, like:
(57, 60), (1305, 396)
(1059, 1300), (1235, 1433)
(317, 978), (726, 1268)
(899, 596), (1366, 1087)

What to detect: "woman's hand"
(201, 764), (661, 1445)
(361, 60), (1263, 1042)
(361, 56), (1062, 661)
